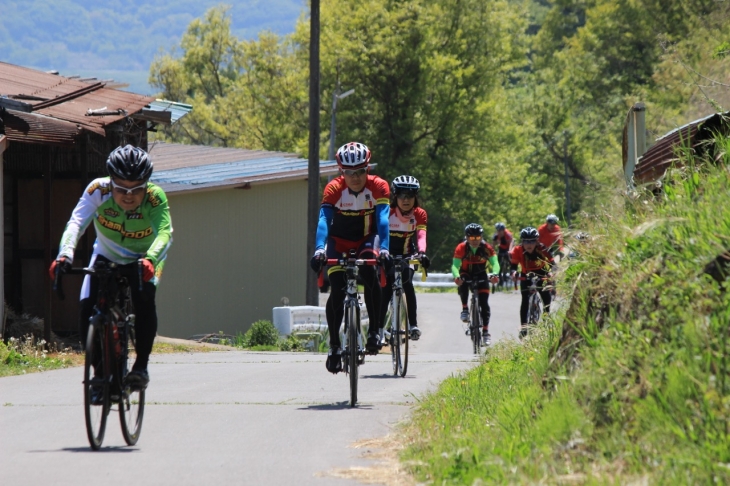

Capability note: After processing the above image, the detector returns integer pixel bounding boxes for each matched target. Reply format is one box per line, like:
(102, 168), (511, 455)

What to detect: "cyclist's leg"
(128, 281), (157, 373)
(325, 268), (346, 348)
(519, 276), (530, 335)
(458, 278), (469, 321)
(379, 271), (395, 330)
(402, 268), (418, 329)
(476, 278), (491, 333)
(539, 284), (552, 314)
(78, 254), (102, 351)
(357, 235), (381, 340)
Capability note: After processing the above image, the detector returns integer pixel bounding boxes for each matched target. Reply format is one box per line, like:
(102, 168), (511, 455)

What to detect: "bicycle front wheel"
(84, 319), (109, 450)
(119, 322), (145, 445)
(346, 302), (359, 407)
(388, 299), (399, 376)
(528, 292), (542, 325)
(471, 298), (481, 355)
(395, 295), (409, 377)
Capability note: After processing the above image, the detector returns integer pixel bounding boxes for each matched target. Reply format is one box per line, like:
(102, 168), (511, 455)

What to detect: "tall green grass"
(403, 148), (730, 483)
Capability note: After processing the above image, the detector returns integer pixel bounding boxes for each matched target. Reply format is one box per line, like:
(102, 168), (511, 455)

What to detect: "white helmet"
(335, 142), (371, 169)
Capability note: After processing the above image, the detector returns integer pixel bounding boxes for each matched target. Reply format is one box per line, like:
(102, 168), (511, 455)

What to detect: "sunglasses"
(522, 239), (537, 244)
(111, 179), (148, 196)
(396, 193), (416, 200)
(467, 235), (481, 241)
(342, 168), (367, 177)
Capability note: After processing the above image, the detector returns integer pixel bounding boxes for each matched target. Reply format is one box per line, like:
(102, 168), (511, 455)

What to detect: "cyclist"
(510, 227), (555, 338)
(491, 222), (515, 289)
(310, 142), (390, 373)
(48, 145), (172, 391)
(378, 175), (429, 341)
(452, 223), (499, 346)
(537, 214), (564, 260)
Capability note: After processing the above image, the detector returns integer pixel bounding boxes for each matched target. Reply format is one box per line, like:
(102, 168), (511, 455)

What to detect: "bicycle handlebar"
(324, 258), (379, 266)
(53, 260), (144, 301)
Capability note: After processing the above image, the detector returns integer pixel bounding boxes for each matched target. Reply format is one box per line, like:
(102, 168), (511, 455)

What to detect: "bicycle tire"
(388, 298), (399, 376)
(471, 296), (481, 355)
(119, 320), (145, 446)
(347, 302), (358, 407)
(84, 318), (109, 450)
(528, 292), (542, 325)
(396, 294), (409, 377)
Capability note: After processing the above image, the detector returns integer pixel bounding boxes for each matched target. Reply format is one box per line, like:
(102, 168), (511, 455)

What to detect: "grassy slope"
(402, 155), (730, 483)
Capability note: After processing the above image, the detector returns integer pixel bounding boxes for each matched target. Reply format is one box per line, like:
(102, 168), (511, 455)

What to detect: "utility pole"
(306, 0), (321, 306)
(562, 130), (571, 227)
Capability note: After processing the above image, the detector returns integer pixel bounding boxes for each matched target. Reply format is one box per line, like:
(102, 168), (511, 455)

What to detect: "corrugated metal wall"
(156, 180), (308, 338)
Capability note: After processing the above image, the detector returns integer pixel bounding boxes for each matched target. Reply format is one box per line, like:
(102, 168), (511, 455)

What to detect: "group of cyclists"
(310, 141), (564, 373)
(48, 139), (563, 386)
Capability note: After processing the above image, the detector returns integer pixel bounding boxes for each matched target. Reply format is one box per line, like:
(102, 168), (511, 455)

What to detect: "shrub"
(242, 320), (279, 347)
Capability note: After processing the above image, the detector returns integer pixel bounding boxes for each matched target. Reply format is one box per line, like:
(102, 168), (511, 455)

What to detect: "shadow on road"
(29, 446), (138, 453)
(361, 374), (416, 379)
(297, 402), (373, 411)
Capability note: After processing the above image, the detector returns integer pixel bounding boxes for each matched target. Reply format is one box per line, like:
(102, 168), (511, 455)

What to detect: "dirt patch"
(318, 434), (414, 486)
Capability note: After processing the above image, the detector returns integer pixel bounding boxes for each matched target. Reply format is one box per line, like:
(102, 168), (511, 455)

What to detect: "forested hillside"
(150, 0), (730, 268)
(0, 0), (303, 92)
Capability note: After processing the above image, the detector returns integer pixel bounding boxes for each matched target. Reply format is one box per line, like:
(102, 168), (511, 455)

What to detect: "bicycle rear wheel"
(346, 303), (359, 407)
(84, 318), (109, 450)
(471, 298), (481, 355)
(119, 320), (145, 445)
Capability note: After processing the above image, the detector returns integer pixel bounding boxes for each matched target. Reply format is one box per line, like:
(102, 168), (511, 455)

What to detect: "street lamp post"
(327, 85), (355, 160)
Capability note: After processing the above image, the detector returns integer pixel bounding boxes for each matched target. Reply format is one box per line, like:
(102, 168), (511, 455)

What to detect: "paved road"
(0, 291), (521, 485)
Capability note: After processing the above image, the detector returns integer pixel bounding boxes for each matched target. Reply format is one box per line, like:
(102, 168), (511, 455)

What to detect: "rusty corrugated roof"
(634, 111), (730, 184)
(0, 108), (81, 146)
(0, 62), (155, 139)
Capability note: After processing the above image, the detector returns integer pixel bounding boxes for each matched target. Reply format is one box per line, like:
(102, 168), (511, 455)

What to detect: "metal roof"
(634, 111), (730, 184)
(148, 142), (339, 193)
(0, 62), (182, 142)
(147, 100), (193, 124)
(0, 108), (82, 146)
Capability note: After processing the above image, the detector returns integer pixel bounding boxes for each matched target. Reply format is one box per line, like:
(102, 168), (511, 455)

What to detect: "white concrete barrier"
(412, 272), (456, 287)
(272, 304), (370, 337)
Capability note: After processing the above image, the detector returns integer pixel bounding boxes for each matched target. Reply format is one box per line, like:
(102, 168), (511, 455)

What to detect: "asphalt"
(0, 290), (523, 485)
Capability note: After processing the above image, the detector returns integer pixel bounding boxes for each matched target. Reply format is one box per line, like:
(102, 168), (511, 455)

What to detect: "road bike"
(321, 250), (380, 407)
(462, 274), (496, 354)
(516, 272), (553, 338)
(492, 251), (513, 292)
(54, 260), (145, 450)
(384, 255), (423, 377)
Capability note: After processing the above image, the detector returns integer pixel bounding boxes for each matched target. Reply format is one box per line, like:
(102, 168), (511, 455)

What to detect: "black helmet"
(546, 214), (559, 224)
(495, 222), (506, 231)
(106, 145), (153, 181)
(464, 223), (483, 237)
(520, 227), (539, 241)
(391, 175), (420, 194)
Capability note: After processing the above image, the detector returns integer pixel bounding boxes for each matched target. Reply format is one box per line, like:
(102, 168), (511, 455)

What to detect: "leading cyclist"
(310, 142), (390, 374)
(48, 145), (173, 391)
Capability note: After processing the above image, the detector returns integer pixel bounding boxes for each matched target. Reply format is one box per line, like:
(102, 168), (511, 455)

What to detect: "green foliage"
(0, 336), (75, 377)
(404, 145), (730, 483)
(237, 320), (280, 347)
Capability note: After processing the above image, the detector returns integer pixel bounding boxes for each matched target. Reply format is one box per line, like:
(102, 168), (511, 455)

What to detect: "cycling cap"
(392, 175), (420, 193)
(520, 227), (539, 241)
(494, 222), (506, 231)
(335, 142), (371, 169)
(546, 214), (559, 224)
(464, 223), (483, 236)
(106, 145), (153, 181)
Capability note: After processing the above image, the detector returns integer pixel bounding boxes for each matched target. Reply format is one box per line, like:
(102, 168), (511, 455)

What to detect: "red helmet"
(335, 142), (371, 170)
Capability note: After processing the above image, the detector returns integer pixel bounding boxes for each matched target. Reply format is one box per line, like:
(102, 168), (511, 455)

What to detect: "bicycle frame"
(324, 252), (379, 407)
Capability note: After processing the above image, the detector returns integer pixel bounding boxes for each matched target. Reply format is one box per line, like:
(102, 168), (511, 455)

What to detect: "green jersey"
(57, 177), (173, 284)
